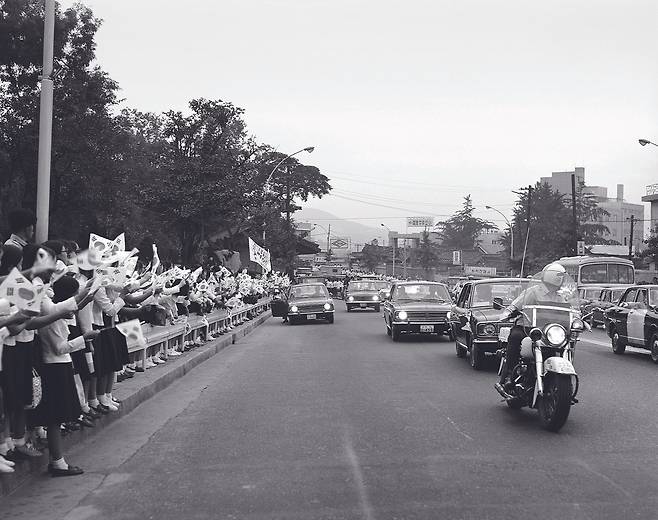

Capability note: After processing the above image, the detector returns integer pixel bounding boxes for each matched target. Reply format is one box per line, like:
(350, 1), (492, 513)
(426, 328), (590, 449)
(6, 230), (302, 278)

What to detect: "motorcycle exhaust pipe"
(494, 383), (513, 400)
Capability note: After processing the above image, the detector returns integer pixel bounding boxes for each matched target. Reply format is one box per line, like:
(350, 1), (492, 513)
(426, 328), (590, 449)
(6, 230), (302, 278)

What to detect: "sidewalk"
(0, 309), (272, 498)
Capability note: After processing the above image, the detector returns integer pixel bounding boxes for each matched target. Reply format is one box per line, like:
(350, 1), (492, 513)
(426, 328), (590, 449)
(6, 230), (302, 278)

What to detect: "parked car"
(383, 281), (452, 341)
(345, 280), (381, 312)
(604, 284), (658, 361)
(450, 278), (530, 370)
(270, 282), (335, 324)
(583, 286), (629, 328)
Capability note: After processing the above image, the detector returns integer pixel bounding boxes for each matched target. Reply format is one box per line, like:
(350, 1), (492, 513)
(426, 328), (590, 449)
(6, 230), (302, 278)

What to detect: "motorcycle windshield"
(514, 265), (580, 329)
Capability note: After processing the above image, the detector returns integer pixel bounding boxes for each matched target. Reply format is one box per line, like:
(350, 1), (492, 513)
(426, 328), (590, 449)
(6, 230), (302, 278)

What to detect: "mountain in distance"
(295, 208), (385, 250)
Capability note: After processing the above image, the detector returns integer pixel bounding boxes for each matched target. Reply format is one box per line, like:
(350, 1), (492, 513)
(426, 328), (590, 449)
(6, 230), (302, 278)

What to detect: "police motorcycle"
(493, 267), (590, 432)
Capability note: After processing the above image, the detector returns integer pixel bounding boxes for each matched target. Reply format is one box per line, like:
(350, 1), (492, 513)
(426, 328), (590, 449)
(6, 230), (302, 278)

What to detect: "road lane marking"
(575, 459), (632, 499)
(424, 398), (473, 441)
(344, 428), (376, 520)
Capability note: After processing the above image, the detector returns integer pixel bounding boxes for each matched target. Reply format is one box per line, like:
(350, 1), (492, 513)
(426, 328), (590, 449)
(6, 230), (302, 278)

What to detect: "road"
(4, 305), (658, 520)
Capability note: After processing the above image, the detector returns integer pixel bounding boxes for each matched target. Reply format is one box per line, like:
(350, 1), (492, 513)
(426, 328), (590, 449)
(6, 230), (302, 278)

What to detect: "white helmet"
(541, 262), (566, 289)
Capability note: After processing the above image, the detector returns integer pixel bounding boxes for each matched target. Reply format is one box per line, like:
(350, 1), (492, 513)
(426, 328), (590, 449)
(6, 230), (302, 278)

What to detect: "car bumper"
(472, 338), (499, 352)
(347, 301), (379, 306)
(392, 322), (451, 333)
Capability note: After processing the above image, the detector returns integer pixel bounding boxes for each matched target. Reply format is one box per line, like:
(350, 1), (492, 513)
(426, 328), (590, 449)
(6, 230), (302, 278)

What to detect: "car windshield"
(349, 281), (377, 291)
(611, 289), (625, 302)
(374, 281), (390, 290)
(394, 284), (450, 301)
(289, 285), (329, 299)
(471, 282), (528, 308)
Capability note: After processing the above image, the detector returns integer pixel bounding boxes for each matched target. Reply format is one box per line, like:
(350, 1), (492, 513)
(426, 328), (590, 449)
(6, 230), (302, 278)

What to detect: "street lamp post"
(265, 146), (314, 275)
(639, 138), (658, 147)
(381, 223), (395, 276)
(485, 205), (514, 264)
(312, 223), (332, 260)
(35, 0), (55, 242)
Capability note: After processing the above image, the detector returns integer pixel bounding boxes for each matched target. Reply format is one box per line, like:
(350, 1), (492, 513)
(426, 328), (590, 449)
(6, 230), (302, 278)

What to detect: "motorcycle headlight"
(397, 310), (408, 320)
(479, 323), (496, 336)
(323, 303), (332, 311)
(372, 295), (379, 301)
(571, 318), (584, 331)
(290, 305), (298, 313)
(348, 296), (354, 302)
(544, 324), (567, 346)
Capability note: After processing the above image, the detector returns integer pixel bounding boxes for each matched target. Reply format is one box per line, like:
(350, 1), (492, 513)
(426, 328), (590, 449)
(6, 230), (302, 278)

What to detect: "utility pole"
(35, 0), (55, 242)
(571, 174), (578, 255)
(628, 215), (635, 260)
(286, 171), (293, 277)
(326, 224), (331, 261)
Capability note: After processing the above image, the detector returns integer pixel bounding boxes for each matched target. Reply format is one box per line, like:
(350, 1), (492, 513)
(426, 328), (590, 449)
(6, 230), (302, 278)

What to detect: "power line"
(326, 172), (512, 192)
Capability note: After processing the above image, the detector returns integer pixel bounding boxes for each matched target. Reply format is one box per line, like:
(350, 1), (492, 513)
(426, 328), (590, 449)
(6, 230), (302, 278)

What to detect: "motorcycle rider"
(498, 262), (568, 390)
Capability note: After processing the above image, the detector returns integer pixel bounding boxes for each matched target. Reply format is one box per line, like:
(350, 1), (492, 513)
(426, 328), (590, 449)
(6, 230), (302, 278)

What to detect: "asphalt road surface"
(5, 305), (658, 520)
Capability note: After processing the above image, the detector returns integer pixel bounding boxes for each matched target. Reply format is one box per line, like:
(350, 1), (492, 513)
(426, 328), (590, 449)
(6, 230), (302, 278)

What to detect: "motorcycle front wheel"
(538, 373), (572, 432)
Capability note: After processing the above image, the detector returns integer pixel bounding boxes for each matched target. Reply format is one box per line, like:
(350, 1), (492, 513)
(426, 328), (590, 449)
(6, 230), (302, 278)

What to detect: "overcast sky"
(62, 0), (658, 236)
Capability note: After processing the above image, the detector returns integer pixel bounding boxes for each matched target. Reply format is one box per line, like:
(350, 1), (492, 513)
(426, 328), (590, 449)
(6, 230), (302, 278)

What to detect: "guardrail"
(136, 297), (271, 367)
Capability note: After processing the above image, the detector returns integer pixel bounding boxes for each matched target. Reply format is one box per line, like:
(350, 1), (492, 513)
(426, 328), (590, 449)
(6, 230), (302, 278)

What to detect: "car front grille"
(296, 305), (325, 313)
(406, 311), (448, 322)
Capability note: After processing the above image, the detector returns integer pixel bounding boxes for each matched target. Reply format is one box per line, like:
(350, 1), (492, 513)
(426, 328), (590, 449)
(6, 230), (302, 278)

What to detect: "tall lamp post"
(312, 223), (332, 260)
(35, 0), (55, 242)
(381, 223), (395, 276)
(265, 146), (314, 275)
(639, 138), (658, 147)
(485, 205), (514, 265)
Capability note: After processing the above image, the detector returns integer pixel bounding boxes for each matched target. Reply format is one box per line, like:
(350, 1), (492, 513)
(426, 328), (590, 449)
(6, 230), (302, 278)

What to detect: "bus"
(555, 256), (634, 286)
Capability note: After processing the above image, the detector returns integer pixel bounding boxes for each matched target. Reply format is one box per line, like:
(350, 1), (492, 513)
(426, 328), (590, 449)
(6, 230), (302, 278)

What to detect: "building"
(540, 167), (644, 252)
(642, 184), (658, 234)
(476, 229), (504, 254)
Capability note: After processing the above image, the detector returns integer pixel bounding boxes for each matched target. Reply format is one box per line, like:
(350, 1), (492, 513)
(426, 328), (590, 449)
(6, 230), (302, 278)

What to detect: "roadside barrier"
(139, 298), (271, 364)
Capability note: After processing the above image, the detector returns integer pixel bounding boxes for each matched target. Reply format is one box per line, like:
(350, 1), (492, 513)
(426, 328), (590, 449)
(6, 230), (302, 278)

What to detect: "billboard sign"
(407, 216), (434, 228)
(330, 237), (349, 249)
(464, 265), (497, 276)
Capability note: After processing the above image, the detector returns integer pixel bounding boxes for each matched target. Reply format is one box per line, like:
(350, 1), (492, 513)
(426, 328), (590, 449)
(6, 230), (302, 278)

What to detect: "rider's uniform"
(500, 283), (566, 384)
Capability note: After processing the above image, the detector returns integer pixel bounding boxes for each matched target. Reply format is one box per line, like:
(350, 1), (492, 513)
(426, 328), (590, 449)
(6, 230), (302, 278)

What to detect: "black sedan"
(382, 281), (452, 341)
(270, 283), (335, 324)
(450, 278), (529, 370)
(604, 284), (658, 361)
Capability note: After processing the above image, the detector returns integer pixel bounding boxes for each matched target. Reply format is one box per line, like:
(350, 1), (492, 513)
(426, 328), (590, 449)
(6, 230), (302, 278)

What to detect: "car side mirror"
(492, 297), (504, 310)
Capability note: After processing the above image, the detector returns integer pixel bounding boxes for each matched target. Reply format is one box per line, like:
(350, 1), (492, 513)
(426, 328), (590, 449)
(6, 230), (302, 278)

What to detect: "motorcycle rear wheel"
(538, 374), (572, 432)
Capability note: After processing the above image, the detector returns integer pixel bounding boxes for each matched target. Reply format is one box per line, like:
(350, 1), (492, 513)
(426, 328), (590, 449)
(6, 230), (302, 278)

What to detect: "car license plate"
(420, 325), (434, 333)
(498, 327), (511, 341)
(360, 303), (366, 308)
(307, 314), (316, 320)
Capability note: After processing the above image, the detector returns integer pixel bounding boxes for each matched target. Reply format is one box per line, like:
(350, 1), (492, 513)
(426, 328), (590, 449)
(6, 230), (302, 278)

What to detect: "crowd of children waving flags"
(0, 208), (289, 477)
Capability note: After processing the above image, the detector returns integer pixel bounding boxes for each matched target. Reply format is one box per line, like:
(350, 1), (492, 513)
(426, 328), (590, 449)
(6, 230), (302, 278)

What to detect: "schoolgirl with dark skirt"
(31, 276), (98, 476)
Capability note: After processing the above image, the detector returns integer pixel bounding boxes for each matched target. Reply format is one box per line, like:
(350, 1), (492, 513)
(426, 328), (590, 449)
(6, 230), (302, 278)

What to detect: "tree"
(361, 244), (386, 272)
(641, 226), (658, 267)
(506, 181), (612, 274)
(417, 230), (437, 279)
(435, 195), (496, 249)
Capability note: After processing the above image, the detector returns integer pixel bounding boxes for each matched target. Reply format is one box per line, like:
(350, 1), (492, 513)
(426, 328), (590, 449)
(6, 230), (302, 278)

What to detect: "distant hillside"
(295, 208), (383, 250)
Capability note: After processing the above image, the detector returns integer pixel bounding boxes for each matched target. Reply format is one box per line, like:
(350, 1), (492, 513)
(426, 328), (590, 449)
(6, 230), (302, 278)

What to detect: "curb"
(0, 310), (271, 497)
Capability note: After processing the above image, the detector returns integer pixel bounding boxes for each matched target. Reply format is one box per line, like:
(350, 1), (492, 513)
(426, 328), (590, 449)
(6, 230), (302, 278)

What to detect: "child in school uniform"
(30, 276), (98, 476)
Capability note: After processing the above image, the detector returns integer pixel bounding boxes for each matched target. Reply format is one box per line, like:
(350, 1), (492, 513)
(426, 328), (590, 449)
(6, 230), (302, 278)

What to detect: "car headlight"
(544, 324), (567, 346)
(479, 323), (496, 336)
(290, 305), (298, 313)
(397, 310), (408, 320)
(372, 295), (379, 301)
(446, 311), (452, 320)
(571, 318), (584, 331)
(348, 296), (354, 302)
(323, 303), (332, 311)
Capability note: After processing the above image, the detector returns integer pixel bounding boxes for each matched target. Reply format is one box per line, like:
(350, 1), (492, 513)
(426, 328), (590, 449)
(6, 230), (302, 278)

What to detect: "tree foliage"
(417, 230), (437, 277)
(0, 1), (330, 264)
(506, 182), (612, 274)
(435, 195), (495, 249)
